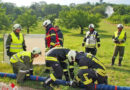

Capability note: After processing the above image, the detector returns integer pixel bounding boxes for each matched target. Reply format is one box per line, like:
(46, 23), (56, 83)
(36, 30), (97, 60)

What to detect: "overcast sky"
(2, 0), (130, 7)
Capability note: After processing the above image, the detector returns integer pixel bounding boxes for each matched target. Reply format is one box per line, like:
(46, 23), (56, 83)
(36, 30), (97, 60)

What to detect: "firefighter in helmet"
(10, 47), (41, 83)
(6, 24), (26, 58)
(82, 24), (100, 55)
(111, 24), (126, 66)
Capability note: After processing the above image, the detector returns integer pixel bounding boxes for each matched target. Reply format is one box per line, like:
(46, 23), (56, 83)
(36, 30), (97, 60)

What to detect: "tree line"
(0, 1), (130, 34)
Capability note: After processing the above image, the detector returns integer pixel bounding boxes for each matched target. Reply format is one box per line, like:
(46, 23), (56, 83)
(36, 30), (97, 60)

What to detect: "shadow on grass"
(106, 66), (130, 74)
(61, 28), (71, 34)
(97, 29), (107, 33)
(70, 33), (85, 37)
(100, 34), (112, 38)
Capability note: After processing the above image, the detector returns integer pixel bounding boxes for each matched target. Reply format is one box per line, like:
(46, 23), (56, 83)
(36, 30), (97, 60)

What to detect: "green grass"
(0, 19), (130, 89)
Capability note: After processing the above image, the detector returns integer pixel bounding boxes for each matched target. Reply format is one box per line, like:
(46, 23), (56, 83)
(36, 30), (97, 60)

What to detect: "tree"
(16, 11), (37, 34)
(59, 9), (101, 34)
(44, 4), (62, 17)
(44, 14), (57, 25)
(0, 3), (11, 30)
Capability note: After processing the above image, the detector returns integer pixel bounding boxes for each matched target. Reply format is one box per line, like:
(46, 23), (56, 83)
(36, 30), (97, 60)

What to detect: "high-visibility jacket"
(114, 31), (126, 46)
(10, 51), (31, 63)
(46, 27), (60, 48)
(84, 30), (100, 48)
(10, 32), (24, 52)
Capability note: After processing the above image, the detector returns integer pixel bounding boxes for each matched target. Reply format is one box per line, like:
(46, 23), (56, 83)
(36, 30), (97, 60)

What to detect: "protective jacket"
(6, 31), (26, 56)
(83, 30), (100, 48)
(45, 24), (60, 49)
(45, 47), (74, 81)
(113, 30), (126, 46)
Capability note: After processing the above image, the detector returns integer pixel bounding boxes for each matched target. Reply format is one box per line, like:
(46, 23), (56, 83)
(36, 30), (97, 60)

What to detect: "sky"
(2, 0), (130, 7)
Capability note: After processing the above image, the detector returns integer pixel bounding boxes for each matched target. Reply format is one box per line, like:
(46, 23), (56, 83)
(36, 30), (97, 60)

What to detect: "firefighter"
(43, 47), (74, 89)
(43, 20), (61, 73)
(111, 24), (126, 66)
(6, 24), (26, 58)
(55, 26), (64, 47)
(10, 47), (41, 83)
(82, 24), (100, 55)
(67, 51), (107, 89)
(43, 19), (61, 50)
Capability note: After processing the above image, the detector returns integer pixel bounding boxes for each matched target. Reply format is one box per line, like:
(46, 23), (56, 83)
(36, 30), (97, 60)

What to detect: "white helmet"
(67, 50), (76, 62)
(88, 24), (95, 28)
(43, 20), (51, 27)
(13, 24), (22, 30)
(117, 24), (123, 28)
(32, 47), (41, 55)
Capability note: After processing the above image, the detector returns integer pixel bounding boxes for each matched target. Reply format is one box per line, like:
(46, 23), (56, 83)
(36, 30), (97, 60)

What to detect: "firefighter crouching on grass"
(67, 51), (107, 90)
(82, 24), (100, 56)
(43, 47), (75, 90)
(10, 47), (41, 83)
(43, 20), (61, 73)
(6, 24), (26, 59)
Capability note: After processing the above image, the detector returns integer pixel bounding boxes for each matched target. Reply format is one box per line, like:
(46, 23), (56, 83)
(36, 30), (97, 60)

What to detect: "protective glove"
(120, 40), (124, 43)
(97, 44), (100, 48)
(23, 46), (26, 51)
(82, 43), (85, 47)
(69, 81), (79, 88)
(30, 69), (33, 75)
(114, 40), (119, 44)
(25, 71), (30, 80)
(7, 49), (11, 56)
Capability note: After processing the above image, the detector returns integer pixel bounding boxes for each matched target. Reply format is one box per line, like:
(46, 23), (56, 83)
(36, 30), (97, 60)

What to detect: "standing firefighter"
(43, 20), (61, 73)
(111, 24), (126, 66)
(55, 26), (64, 47)
(43, 47), (74, 89)
(6, 24), (26, 58)
(10, 47), (41, 83)
(82, 24), (100, 55)
(68, 51), (107, 90)
(43, 20), (61, 50)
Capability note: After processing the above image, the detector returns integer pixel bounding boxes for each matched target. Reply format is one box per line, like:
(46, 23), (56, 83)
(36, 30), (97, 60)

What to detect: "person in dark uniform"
(6, 24), (26, 58)
(43, 47), (74, 90)
(111, 24), (126, 66)
(82, 24), (100, 55)
(43, 20), (61, 50)
(55, 26), (64, 47)
(43, 20), (61, 73)
(67, 51), (107, 89)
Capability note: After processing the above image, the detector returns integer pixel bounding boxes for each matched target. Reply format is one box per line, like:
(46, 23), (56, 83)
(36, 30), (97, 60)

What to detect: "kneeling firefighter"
(43, 47), (75, 89)
(67, 51), (108, 89)
(10, 47), (41, 83)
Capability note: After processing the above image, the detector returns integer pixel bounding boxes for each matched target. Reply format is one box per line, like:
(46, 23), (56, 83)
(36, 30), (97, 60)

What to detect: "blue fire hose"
(0, 72), (130, 90)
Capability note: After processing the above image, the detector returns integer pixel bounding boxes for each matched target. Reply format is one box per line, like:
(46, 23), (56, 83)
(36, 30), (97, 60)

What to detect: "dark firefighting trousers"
(85, 48), (97, 55)
(76, 69), (97, 90)
(44, 60), (63, 87)
(112, 46), (125, 66)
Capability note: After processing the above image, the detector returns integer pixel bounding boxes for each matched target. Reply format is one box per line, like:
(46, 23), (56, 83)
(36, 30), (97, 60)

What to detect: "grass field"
(0, 19), (130, 89)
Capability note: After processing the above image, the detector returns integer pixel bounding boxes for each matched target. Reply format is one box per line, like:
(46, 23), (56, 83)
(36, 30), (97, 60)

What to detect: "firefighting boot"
(111, 58), (115, 66)
(118, 57), (122, 66)
(43, 77), (54, 90)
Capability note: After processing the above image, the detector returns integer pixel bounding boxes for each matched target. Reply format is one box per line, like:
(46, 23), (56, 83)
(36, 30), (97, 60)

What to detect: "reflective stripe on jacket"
(45, 27), (60, 48)
(114, 31), (125, 46)
(10, 32), (24, 52)
(10, 51), (31, 63)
